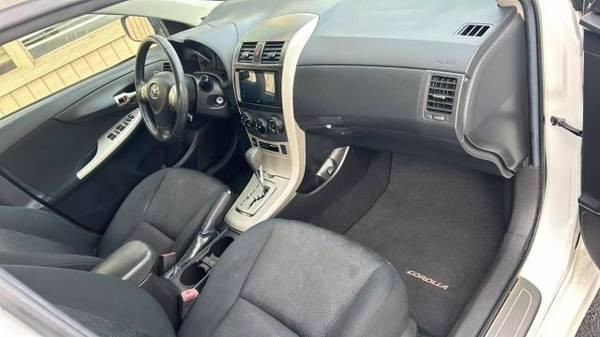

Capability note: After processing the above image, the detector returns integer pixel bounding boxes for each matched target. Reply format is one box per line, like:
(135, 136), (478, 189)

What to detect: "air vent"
(238, 42), (257, 63)
(162, 62), (172, 72)
(426, 75), (458, 115)
(458, 24), (491, 37)
(261, 41), (285, 63)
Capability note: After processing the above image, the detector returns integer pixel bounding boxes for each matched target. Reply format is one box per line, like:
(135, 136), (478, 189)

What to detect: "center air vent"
(426, 75), (458, 115)
(162, 62), (172, 72)
(261, 41), (285, 63)
(238, 42), (257, 63)
(457, 24), (491, 37)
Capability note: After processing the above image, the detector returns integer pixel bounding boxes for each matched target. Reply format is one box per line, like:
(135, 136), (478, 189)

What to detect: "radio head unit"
(235, 69), (280, 107)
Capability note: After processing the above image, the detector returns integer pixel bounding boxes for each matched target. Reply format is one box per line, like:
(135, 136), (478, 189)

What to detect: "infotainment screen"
(237, 70), (279, 106)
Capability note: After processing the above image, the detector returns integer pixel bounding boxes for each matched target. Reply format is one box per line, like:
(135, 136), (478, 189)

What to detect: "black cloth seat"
(6, 265), (176, 337)
(6, 219), (416, 337)
(0, 168), (229, 270)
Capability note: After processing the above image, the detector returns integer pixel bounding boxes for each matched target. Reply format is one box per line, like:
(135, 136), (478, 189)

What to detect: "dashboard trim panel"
(226, 13), (319, 232)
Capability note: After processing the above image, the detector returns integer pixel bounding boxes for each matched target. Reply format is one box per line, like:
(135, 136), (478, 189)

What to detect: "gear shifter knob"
(245, 147), (262, 172)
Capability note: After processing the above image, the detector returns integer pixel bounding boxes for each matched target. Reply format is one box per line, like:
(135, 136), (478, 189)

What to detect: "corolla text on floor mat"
(406, 270), (449, 290)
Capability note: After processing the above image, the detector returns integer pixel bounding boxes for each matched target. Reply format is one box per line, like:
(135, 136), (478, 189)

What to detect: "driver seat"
(0, 168), (231, 270)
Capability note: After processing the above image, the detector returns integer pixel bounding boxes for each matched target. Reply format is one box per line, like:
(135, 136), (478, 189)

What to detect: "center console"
(124, 15), (321, 326)
(235, 66), (288, 156)
(225, 14), (319, 232)
(164, 229), (238, 291)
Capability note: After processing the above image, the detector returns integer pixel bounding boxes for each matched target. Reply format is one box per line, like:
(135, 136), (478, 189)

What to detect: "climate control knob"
(268, 116), (284, 133)
(254, 118), (268, 134)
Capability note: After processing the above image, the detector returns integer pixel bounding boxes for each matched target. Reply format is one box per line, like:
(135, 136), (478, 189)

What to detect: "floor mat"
(309, 151), (391, 234)
(345, 154), (507, 337)
(576, 289), (600, 337)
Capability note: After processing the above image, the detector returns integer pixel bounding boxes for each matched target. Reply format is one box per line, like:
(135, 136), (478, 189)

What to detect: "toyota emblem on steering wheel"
(149, 83), (160, 100)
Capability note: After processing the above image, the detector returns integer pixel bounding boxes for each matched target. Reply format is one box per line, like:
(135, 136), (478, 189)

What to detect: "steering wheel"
(135, 35), (189, 143)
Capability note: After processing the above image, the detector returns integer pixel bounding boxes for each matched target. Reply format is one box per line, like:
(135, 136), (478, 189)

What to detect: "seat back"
(97, 168), (229, 258)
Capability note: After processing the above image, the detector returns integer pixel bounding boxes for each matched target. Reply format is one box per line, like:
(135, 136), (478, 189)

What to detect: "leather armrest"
(92, 241), (157, 286)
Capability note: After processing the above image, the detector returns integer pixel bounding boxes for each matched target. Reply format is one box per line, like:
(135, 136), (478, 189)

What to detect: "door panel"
(0, 115), (124, 199)
(52, 127), (166, 232)
(580, 9), (600, 267)
(0, 54), (168, 232)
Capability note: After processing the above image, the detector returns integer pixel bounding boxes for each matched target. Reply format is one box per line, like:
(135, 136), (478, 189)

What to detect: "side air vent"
(426, 75), (458, 115)
(457, 24), (491, 37)
(162, 62), (172, 72)
(261, 41), (285, 63)
(238, 42), (257, 63)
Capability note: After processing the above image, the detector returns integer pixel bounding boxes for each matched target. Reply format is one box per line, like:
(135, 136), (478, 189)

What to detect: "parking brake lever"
(164, 191), (232, 278)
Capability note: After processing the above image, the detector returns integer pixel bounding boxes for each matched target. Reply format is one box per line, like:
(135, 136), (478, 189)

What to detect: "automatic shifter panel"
(236, 179), (276, 216)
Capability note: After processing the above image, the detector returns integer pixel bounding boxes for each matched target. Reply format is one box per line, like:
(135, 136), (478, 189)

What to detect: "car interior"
(0, 0), (543, 337)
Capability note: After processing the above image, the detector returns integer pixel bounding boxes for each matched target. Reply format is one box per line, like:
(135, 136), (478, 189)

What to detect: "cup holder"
(180, 264), (208, 286)
(178, 235), (234, 287)
(208, 236), (234, 258)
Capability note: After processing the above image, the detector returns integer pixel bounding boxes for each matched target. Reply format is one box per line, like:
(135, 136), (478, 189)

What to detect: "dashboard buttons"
(241, 112), (285, 135)
(254, 118), (268, 134)
(268, 116), (284, 133)
(240, 112), (253, 128)
(425, 112), (451, 122)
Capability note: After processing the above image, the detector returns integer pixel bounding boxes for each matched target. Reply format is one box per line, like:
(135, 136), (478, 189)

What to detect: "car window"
(0, 14), (164, 119)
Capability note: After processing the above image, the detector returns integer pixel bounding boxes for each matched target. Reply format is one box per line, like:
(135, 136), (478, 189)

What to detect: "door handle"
(114, 91), (137, 107)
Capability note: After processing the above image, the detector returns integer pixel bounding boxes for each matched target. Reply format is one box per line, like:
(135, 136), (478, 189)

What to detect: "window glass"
(20, 15), (119, 59)
(0, 15), (163, 119)
(0, 48), (16, 75)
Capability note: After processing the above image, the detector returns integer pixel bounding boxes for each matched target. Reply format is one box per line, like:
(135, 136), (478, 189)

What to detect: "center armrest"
(92, 241), (157, 286)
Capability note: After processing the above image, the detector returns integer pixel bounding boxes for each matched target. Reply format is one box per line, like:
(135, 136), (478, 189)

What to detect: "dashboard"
(178, 43), (227, 77)
(169, 0), (530, 179)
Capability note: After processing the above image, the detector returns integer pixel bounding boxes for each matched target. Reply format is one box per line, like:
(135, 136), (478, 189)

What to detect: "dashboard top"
(170, 0), (516, 77)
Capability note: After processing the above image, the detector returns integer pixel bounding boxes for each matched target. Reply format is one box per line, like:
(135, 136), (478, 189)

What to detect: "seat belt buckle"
(179, 288), (199, 320)
(158, 252), (177, 274)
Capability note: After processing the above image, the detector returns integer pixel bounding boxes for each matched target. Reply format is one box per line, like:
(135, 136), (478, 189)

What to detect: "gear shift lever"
(245, 147), (266, 189)
(234, 147), (274, 217)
